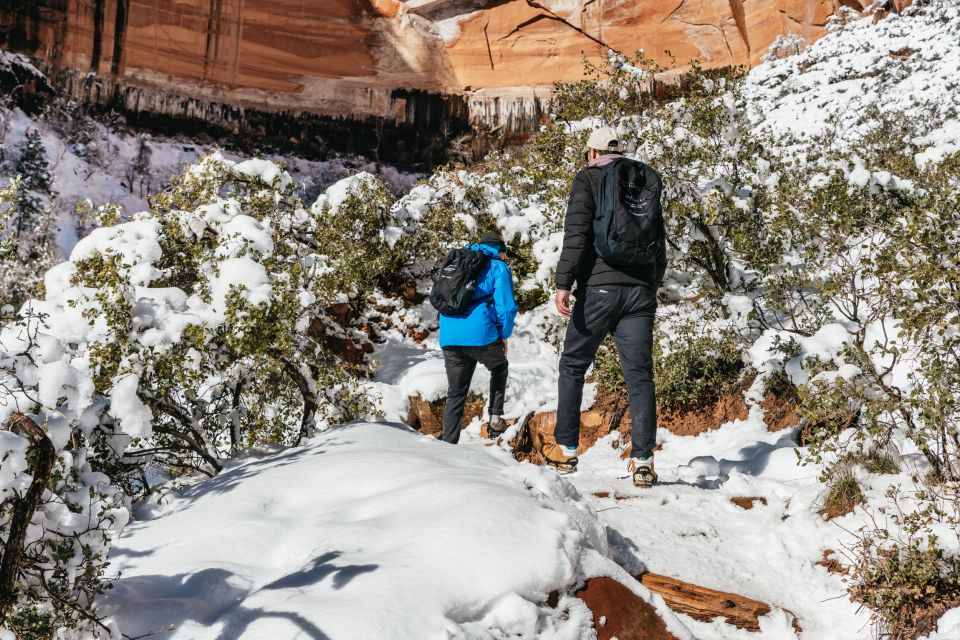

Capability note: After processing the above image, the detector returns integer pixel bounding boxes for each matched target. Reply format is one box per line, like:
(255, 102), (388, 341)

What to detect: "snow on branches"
(0, 153), (377, 637)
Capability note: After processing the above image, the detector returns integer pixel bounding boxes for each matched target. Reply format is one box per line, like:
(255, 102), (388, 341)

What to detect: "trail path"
(457, 416), (875, 640)
(393, 303), (904, 640)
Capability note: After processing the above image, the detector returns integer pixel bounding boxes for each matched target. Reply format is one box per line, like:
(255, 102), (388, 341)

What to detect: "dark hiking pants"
(556, 284), (657, 459)
(441, 341), (508, 444)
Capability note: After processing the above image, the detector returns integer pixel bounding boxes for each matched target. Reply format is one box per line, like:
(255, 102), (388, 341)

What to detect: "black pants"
(556, 284), (657, 459)
(441, 341), (508, 444)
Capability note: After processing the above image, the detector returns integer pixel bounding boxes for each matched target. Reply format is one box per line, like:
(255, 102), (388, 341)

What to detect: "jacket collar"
(588, 153), (623, 168)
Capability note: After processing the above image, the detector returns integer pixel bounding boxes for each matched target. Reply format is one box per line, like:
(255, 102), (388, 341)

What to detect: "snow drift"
(100, 422), (692, 639)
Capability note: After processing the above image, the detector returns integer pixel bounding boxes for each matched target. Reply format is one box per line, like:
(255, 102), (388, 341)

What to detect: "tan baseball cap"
(585, 126), (621, 153)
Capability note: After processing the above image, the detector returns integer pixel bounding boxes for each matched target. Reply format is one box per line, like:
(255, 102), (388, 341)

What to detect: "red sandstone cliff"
(0, 0), (909, 149)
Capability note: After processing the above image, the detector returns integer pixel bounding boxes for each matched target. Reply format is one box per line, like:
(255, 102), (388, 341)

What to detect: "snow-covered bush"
(744, 133), (960, 636)
(311, 172), (416, 296)
(849, 484), (960, 639)
(1, 178), (126, 637)
(2, 153), (377, 475)
(0, 177), (17, 256)
(0, 153), (388, 636)
(0, 411), (126, 638)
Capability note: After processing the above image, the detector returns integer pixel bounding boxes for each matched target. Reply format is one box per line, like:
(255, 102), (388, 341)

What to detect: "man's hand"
(555, 290), (573, 318)
(502, 339), (508, 356)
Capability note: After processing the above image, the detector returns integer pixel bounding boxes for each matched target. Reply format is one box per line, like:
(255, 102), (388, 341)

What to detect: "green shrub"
(762, 367), (801, 405)
(593, 319), (744, 413)
(313, 175), (407, 295)
(592, 335), (627, 397)
(819, 464), (864, 519)
(850, 533), (960, 639)
(863, 448), (901, 475)
(655, 322), (744, 412)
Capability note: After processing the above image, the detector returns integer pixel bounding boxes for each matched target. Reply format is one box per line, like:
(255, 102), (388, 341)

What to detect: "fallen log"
(638, 572), (781, 632)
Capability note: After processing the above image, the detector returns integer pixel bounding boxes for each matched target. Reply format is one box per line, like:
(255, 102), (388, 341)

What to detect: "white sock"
(490, 414), (502, 422)
(560, 445), (578, 457)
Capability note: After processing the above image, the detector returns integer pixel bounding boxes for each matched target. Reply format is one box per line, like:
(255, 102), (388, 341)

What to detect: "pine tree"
(126, 133), (152, 196)
(2, 129), (58, 306)
(14, 129), (52, 234)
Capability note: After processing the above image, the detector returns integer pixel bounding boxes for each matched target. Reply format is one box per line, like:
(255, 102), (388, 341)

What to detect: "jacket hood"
(470, 243), (503, 257)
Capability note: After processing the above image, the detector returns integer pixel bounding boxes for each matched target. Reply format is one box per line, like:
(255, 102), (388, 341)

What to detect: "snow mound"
(101, 422), (688, 639)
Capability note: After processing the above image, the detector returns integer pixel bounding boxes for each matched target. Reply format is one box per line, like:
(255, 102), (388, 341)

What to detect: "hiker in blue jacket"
(438, 231), (519, 444)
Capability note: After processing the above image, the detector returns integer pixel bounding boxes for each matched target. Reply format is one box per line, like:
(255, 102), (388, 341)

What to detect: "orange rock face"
(442, 0), (856, 89)
(0, 0), (906, 132)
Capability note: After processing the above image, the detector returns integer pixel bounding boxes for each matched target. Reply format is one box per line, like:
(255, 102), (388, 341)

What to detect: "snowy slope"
(101, 422), (693, 640)
(0, 103), (419, 256)
(747, 0), (960, 163)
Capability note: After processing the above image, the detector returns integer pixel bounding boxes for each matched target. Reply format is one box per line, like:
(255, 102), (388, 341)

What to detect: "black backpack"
(429, 248), (491, 316)
(593, 157), (664, 266)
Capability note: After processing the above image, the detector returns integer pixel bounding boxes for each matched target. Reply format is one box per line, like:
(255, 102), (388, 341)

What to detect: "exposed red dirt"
(816, 550), (847, 575)
(731, 496), (768, 510)
(658, 391), (749, 436)
(761, 393), (802, 432)
(576, 577), (678, 640)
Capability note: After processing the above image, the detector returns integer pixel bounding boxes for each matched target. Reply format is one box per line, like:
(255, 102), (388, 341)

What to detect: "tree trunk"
(285, 361), (317, 445)
(0, 413), (56, 625)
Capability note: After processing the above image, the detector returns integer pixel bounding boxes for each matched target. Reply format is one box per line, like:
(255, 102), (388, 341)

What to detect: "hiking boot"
(542, 442), (578, 474)
(487, 415), (508, 438)
(628, 456), (657, 487)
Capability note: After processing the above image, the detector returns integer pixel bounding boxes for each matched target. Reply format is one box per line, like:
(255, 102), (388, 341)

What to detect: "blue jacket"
(438, 243), (519, 348)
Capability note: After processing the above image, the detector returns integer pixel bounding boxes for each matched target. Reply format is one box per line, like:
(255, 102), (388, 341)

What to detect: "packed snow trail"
(368, 299), (939, 640)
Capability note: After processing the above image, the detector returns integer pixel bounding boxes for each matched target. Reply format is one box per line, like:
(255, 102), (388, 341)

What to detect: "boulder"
(404, 393), (485, 437)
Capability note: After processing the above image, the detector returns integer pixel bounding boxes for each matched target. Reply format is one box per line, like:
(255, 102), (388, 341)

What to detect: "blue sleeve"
(492, 262), (519, 339)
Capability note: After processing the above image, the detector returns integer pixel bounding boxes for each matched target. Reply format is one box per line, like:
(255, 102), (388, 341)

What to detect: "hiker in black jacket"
(542, 126), (666, 487)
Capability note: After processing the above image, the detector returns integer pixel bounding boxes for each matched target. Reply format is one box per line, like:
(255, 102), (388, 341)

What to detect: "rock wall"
(0, 0), (906, 162)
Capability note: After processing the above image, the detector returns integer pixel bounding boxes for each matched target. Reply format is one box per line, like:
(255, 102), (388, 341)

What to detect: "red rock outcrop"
(439, 0), (874, 89)
(0, 0), (910, 162)
(1, 1), (907, 128)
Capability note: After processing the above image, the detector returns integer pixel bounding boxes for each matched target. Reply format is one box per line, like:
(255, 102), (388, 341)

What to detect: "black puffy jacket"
(555, 161), (667, 292)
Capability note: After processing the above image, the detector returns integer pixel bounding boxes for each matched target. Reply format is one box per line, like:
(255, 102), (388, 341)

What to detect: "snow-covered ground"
(96, 285), (940, 639)
(746, 0), (960, 162)
(101, 422), (693, 640)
